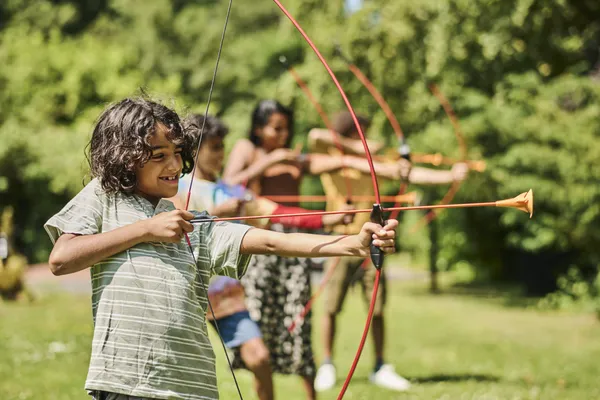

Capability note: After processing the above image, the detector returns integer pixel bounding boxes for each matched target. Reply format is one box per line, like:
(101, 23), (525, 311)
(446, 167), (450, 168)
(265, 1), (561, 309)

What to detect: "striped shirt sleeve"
(204, 221), (252, 279)
(44, 179), (104, 244)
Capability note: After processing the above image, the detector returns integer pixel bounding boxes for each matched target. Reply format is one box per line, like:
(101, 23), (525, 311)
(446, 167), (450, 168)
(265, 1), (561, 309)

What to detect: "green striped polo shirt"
(44, 178), (252, 400)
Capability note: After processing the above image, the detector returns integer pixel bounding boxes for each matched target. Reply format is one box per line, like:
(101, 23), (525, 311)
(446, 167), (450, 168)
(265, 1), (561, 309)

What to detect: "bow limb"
(430, 83), (467, 160)
(277, 60), (352, 335)
(334, 46), (410, 224)
(272, 0), (381, 201)
(279, 56), (354, 203)
(180, 1), (245, 399)
(408, 84), (468, 234)
(271, 2), (383, 398)
(334, 45), (406, 143)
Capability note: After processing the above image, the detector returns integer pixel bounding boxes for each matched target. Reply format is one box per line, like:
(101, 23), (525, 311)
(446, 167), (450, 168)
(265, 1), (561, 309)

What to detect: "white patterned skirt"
(232, 252), (315, 378)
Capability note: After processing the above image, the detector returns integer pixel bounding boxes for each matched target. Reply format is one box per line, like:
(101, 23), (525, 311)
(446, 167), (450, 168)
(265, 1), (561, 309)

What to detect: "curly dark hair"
(332, 111), (371, 138)
(183, 114), (229, 148)
(87, 98), (194, 194)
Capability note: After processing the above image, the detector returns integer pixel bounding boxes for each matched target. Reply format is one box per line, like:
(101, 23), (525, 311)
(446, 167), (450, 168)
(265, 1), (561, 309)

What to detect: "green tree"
(0, 0), (598, 302)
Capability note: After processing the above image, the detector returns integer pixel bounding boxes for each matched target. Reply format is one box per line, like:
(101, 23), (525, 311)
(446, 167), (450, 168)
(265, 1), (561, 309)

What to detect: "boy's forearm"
(309, 129), (383, 154)
(307, 153), (344, 174)
(48, 222), (149, 276)
(348, 138), (384, 154)
(348, 157), (399, 179)
(408, 166), (454, 185)
(240, 229), (366, 258)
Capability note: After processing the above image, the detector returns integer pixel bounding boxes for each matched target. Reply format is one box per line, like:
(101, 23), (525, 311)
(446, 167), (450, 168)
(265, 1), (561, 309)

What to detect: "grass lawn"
(2, 279), (600, 400)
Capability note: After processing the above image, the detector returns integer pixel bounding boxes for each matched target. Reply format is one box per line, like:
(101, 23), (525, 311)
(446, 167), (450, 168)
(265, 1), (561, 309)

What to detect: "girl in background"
(223, 100), (402, 398)
(171, 114), (352, 400)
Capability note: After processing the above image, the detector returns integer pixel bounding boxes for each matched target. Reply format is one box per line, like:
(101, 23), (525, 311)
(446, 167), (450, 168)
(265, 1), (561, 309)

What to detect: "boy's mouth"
(160, 176), (179, 184)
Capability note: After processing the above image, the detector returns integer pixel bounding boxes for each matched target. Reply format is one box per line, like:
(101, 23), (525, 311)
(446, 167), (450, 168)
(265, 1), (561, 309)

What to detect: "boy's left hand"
(355, 219), (398, 257)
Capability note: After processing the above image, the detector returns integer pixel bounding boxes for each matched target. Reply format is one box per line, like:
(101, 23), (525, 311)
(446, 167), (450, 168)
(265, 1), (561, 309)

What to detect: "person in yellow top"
(0, 207), (30, 302)
(308, 111), (469, 393)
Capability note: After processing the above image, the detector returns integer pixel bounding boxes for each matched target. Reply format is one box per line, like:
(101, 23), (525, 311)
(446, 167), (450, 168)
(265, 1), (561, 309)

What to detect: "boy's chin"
(162, 187), (179, 199)
(151, 186), (178, 200)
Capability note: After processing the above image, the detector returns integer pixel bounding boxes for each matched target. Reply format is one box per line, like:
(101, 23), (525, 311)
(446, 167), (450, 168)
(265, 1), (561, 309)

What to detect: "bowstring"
(181, 0), (244, 399)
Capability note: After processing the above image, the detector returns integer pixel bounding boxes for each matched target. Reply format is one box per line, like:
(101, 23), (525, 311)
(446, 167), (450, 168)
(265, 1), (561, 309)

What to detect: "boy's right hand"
(143, 210), (194, 243)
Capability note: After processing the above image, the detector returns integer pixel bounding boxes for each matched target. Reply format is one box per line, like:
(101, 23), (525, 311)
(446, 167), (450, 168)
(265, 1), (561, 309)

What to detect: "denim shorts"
(211, 310), (262, 348)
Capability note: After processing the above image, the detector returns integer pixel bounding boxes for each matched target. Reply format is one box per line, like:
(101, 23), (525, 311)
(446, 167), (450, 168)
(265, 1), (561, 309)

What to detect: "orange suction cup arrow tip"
(471, 160), (487, 172)
(495, 189), (534, 218)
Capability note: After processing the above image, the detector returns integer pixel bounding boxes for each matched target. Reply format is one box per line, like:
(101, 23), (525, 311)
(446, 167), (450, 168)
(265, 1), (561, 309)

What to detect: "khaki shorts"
(323, 256), (387, 316)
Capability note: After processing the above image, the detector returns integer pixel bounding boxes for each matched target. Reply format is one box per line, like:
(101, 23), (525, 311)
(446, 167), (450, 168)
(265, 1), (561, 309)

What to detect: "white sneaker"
(315, 363), (336, 392)
(369, 364), (411, 391)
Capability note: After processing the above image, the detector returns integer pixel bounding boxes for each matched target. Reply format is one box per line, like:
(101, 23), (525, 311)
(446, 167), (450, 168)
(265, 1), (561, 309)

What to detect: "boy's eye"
(151, 153), (164, 160)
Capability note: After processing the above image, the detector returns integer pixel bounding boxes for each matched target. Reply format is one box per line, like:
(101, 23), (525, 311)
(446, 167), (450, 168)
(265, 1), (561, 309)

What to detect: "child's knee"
(242, 338), (270, 369)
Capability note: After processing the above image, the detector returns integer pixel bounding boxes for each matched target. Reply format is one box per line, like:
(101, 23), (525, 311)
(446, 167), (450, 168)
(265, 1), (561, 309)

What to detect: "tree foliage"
(0, 0), (599, 298)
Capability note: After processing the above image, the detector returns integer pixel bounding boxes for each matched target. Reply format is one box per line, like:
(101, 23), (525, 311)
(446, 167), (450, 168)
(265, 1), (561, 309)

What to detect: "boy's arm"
(345, 156), (408, 180)
(48, 210), (194, 276)
(49, 225), (149, 276)
(308, 128), (384, 154)
(306, 153), (405, 180)
(408, 163), (469, 185)
(240, 219), (397, 258)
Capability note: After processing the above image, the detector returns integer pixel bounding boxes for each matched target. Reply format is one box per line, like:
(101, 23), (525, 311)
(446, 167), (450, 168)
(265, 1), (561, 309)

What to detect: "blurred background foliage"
(1, 0), (599, 306)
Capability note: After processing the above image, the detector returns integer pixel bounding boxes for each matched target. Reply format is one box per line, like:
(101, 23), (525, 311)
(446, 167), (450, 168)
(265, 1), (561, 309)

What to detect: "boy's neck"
(133, 188), (160, 208)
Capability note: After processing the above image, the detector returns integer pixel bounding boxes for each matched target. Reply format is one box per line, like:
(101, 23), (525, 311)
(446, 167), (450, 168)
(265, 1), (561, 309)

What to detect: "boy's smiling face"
(135, 123), (183, 205)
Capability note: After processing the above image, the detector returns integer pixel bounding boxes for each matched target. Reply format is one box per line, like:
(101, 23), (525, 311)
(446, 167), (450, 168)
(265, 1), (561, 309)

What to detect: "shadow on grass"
(348, 373), (500, 384)
(408, 373), (500, 384)
(403, 280), (541, 309)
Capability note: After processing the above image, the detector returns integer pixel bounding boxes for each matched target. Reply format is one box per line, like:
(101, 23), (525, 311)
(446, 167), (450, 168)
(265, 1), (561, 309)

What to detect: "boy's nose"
(167, 155), (182, 172)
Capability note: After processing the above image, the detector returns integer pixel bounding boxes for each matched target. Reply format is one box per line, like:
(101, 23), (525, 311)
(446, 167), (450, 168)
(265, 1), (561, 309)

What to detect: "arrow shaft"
(190, 200), (498, 224)
(262, 194), (415, 203)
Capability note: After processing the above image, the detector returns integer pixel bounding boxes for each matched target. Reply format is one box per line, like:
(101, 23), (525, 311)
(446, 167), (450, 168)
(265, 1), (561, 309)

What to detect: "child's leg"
(321, 257), (365, 360)
(239, 337), (273, 400)
(321, 257), (355, 360)
(213, 311), (272, 400)
(301, 375), (316, 400)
